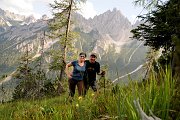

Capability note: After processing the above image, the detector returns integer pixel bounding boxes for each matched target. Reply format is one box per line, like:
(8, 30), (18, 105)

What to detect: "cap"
(90, 53), (97, 58)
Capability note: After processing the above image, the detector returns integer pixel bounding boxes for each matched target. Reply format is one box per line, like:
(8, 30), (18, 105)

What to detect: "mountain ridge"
(0, 7), (147, 76)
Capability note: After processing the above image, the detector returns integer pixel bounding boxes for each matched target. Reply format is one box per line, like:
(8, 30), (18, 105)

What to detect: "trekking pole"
(103, 75), (105, 95)
(98, 75), (106, 95)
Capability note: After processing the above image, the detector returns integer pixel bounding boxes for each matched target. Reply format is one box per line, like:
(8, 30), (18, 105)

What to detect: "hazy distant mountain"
(0, 8), (25, 21)
(74, 8), (135, 54)
(0, 8), (37, 28)
(0, 8), (51, 76)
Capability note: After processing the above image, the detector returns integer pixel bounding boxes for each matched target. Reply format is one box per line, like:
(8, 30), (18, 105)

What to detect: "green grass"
(0, 68), (179, 120)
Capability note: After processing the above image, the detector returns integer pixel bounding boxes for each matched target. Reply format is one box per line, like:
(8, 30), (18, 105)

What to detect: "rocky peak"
(5, 11), (25, 21)
(0, 8), (5, 16)
(0, 8), (25, 21)
(88, 8), (131, 41)
(74, 8), (132, 41)
(24, 15), (36, 24)
(73, 13), (92, 32)
(0, 8), (37, 26)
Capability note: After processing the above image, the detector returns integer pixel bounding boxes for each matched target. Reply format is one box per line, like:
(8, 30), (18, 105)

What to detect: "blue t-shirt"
(71, 60), (86, 80)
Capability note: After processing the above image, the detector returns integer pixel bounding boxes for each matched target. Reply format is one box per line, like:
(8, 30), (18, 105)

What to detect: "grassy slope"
(0, 69), (179, 120)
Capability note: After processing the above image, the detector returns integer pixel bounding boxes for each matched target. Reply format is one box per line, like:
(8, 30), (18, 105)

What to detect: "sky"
(0, 0), (145, 24)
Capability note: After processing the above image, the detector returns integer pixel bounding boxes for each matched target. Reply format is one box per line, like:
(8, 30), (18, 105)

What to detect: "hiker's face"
(79, 55), (86, 62)
(90, 55), (96, 63)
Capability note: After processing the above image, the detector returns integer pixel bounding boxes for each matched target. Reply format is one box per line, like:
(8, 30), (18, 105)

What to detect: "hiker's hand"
(101, 71), (105, 76)
(67, 73), (72, 79)
(68, 75), (72, 79)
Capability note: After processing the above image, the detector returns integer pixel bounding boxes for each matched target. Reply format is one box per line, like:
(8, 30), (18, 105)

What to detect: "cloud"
(0, 0), (97, 19)
(78, 1), (97, 19)
(129, 15), (137, 24)
(3, 0), (34, 10)
(38, 0), (54, 4)
(0, 0), (53, 19)
(0, 0), (33, 12)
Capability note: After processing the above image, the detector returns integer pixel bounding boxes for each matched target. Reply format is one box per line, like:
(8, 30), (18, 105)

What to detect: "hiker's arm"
(65, 62), (72, 79)
(97, 63), (101, 75)
(97, 70), (106, 77)
(97, 63), (106, 76)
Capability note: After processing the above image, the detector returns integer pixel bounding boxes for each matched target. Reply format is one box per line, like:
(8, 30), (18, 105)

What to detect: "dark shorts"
(68, 78), (84, 97)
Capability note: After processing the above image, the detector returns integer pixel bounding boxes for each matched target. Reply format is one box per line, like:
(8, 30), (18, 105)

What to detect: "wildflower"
(91, 93), (95, 96)
(76, 104), (79, 107)
(78, 96), (83, 100)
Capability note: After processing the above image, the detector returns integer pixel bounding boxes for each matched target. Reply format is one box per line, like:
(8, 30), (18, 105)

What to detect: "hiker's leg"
(77, 80), (84, 96)
(83, 79), (89, 95)
(68, 79), (76, 97)
(90, 81), (97, 92)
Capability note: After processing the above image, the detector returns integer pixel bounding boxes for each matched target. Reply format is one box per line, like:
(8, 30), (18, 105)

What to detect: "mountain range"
(0, 7), (148, 101)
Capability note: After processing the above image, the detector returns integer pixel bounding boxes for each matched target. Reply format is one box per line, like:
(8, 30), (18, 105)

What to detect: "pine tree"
(13, 42), (55, 99)
(131, 0), (180, 76)
(13, 44), (34, 99)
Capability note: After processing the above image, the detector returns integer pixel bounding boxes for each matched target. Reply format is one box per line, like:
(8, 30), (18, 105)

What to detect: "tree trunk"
(57, 0), (73, 95)
(57, 80), (65, 94)
(57, 63), (66, 95)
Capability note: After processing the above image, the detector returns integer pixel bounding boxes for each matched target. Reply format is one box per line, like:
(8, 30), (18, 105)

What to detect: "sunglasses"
(80, 55), (85, 58)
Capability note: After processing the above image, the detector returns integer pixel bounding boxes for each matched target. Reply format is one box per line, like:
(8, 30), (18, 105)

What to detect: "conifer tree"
(131, 0), (180, 76)
(13, 42), (54, 99)
(13, 44), (34, 99)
